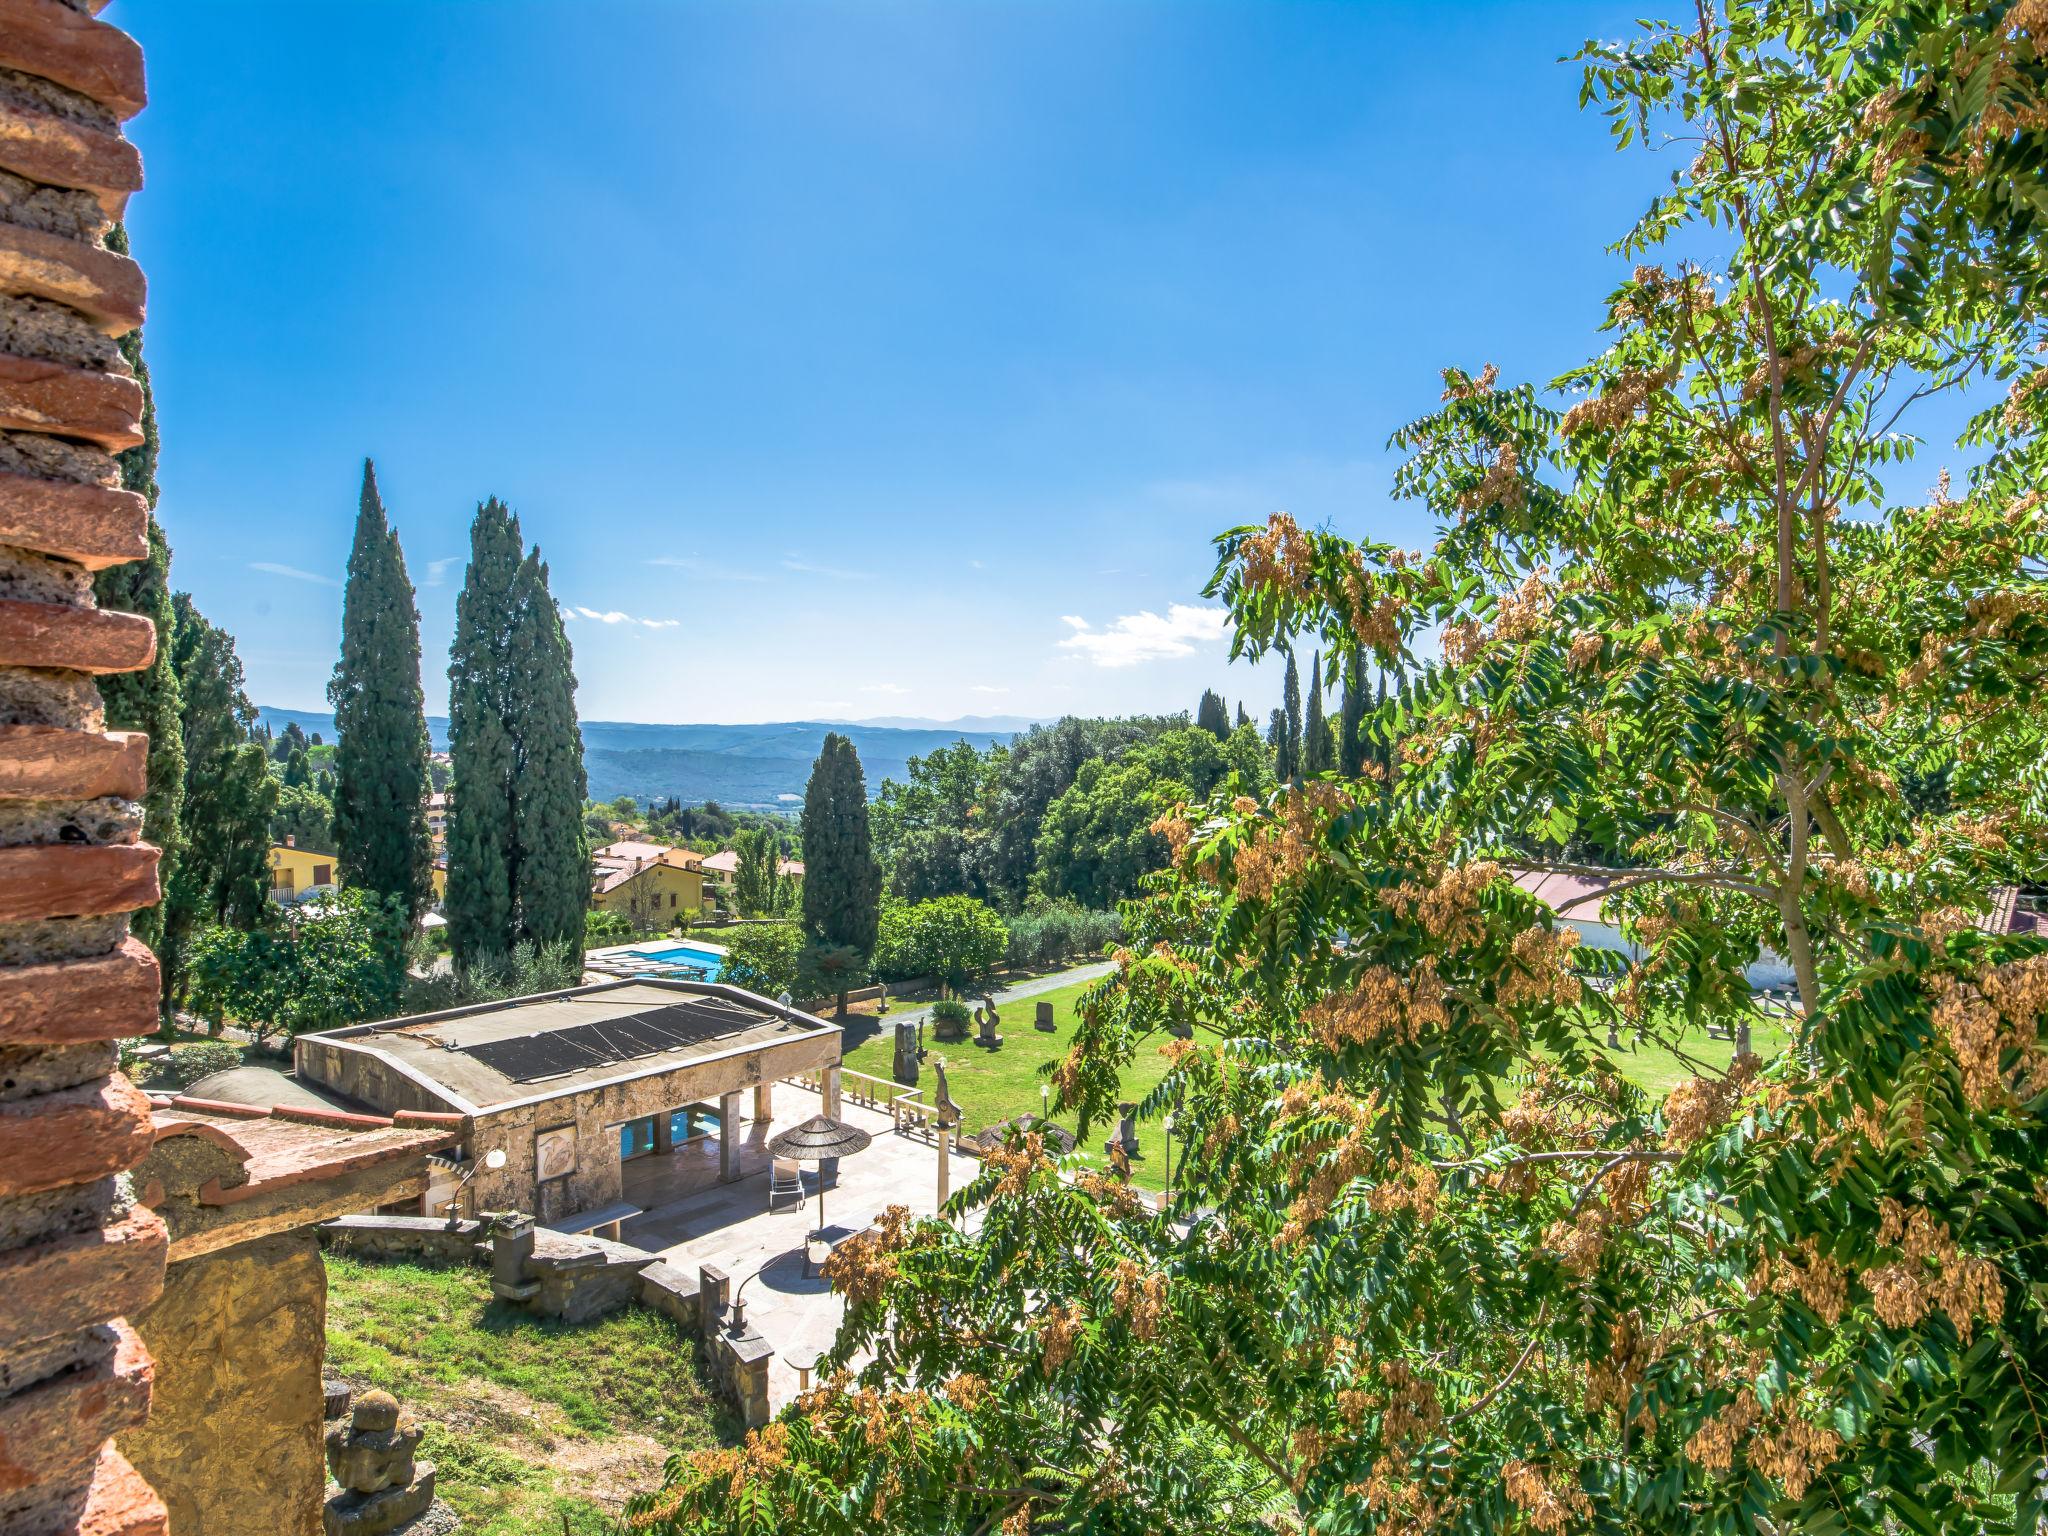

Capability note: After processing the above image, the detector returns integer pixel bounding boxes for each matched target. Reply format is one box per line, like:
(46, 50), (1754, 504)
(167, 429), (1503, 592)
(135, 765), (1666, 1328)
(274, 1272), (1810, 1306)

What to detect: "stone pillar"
(936, 1123), (951, 1208)
(654, 1111), (674, 1155)
(752, 1080), (773, 1123)
(822, 1064), (843, 1120)
(718, 1091), (739, 1182)
(0, 9), (172, 1532)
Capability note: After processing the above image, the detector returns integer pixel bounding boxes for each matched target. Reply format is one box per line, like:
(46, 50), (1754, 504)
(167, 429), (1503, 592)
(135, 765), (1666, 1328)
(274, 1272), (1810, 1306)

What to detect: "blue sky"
(122, 0), (1657, 724)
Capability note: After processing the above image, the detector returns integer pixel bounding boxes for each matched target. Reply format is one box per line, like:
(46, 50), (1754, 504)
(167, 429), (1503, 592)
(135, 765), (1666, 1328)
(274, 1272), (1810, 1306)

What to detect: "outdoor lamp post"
(1162, 1113), (1175, 1205)
(1040, 1081), (1049, 1123)
(449, 1146), (508, 1226)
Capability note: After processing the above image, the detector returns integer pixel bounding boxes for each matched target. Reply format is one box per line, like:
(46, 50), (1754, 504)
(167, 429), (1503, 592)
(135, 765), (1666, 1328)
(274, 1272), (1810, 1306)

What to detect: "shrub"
(161, 1039), (241, 1088)
(1005, 900), (1122, 969)
(186, 890), (409, 1044)
(403, 940), (584, 1014)
(718, 923), (803, 998)
(585, 908), (633, 945)
(873, 896), (1008, 991)
(928, 998), (971, 1029)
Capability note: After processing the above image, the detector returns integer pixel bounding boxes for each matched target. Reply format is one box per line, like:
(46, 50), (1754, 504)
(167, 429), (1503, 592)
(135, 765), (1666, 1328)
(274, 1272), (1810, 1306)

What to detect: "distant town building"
(590, 841), (708, 925)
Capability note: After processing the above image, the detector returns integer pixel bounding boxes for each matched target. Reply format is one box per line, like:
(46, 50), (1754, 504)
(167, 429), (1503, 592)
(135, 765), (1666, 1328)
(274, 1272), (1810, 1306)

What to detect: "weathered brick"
(0, 352), (143, 449)
(0, 473), (148, 570)
(0, 1073), (154, 1196)
(0, 221), (145, 336)
(0, 726), (145, 802)
(0, 598), (155, 674)
(0, 0), (147, 121)
(0, 1320), (152, 1501)
(0, 1204), (165, 1350)
(0, 844), (157, 923)
(77, 1447), (170, 1536)
(0, 99), (142, 216)
(0, 932), (157, 1043)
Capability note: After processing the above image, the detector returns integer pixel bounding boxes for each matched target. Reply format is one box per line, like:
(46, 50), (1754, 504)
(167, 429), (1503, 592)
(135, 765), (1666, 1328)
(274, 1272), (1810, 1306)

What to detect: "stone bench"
(543, 1201), (642, 1241)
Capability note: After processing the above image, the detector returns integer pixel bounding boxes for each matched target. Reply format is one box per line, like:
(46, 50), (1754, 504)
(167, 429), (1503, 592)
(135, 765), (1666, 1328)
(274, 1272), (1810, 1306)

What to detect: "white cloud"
(423, 556), (458, 587)
(1056, 604), (1230, 668)
(647, 555), (765, 583)
(970, 684), (1009, 695)
(249, 561), (340, 588)
(566, 605), (681, 630)
(968, 558), (985, 570)
(783, 557), (874, 582)
(860, 682), (910, 695)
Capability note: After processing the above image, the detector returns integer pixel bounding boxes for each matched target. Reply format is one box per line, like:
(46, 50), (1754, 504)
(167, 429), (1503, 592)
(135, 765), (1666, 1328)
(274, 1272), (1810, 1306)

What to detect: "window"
(313, 864), (332, 886)
(669, 893), (677, 908)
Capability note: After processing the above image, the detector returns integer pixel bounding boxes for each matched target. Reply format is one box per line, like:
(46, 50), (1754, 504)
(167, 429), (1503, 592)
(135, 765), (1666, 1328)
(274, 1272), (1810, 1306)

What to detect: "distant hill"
(256, 707), (1027, 809)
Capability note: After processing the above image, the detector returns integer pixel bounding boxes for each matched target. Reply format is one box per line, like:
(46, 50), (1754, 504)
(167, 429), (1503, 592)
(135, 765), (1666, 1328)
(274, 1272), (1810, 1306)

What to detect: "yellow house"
(268, 843), (338, 905)
(590, 841), (706, 929)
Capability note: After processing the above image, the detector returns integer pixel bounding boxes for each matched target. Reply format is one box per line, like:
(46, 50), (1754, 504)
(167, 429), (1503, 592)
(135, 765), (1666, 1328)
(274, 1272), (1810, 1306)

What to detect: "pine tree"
(800, 732), (881, 1014)
(91, 225), (183, 955)
(1281, 650), (1303, 782)
(508, 547), (587, 950)
(1195, 689), (1231, 740)
(1302, 652), (1331, 776)
(445, 498), (523, 965)
(160, 594), (277, 1013)
(329, 460), (435, 923)
(1338, 656), (1366, 778)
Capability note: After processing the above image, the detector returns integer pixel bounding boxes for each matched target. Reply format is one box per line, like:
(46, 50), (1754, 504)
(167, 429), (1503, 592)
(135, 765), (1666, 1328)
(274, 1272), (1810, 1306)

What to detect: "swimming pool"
(629, 942), (727, 982)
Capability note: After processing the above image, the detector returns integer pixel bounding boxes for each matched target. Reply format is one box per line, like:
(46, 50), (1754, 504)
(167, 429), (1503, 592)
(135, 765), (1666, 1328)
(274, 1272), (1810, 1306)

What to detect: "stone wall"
(121, 1231), (327, 1536)
(0, 5), (170, 1532)
(322, 1213), (483, 1267)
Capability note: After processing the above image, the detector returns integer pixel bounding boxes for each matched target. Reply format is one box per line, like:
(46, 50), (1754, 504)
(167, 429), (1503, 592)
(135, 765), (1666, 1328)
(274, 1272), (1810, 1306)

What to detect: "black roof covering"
(458, 996), (770, 1084)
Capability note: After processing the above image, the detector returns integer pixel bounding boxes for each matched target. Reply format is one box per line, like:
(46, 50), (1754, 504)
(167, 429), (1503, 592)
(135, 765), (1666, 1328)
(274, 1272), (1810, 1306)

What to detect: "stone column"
(0, 8), (172, 1532)
(936, 1123), (951, 1208)
(718, 1091), (740, 1182)
(752, 1080), (773, 1123)
(822, 1064), (843, 1120)
(653, 1111), (674, 1155)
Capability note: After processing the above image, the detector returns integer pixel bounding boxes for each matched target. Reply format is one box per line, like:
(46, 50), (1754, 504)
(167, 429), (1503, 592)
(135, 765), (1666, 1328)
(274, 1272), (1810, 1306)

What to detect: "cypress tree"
(1195, 689), (1230, 740)
(92, 224), (183, 955)
(445, 498), (523, 965)
(1338, 655), (1366, 778)
(508, 547), (587, 949)
(1234, 701), (1250, 730)
(1302, 651), (1331, 776)
(1268, 707), (1291, 781)
(329, 460), (434, 922)
(1281, 650), (1303, 782)
(800, 732), (881, 1014)
(160, 594), (277, 1013)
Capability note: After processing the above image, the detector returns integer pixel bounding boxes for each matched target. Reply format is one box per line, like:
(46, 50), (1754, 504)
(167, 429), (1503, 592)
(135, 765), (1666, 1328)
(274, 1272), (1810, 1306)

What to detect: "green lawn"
(838, 971), (1798, 1191)
(325, 1256), (735, 1535)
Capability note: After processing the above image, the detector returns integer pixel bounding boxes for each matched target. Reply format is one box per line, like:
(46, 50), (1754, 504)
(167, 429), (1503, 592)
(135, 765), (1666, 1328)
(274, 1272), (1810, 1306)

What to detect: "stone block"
(0, 473), (148, 570)
(1035, 1000), (1055, 1031)
(0, 843), (159, 924)
(0, 1071), (153, 1196)
(0, 0), (148, 120)
(20, 1446), (170, 1536)
(0, 1318), (153, 1500)
(0, 597), (157, 674)
(0, 351), (143, 447)
(0, 221), (145, 334)
(322, 1464), (433, 1536)
(123, 1230), (328, 1536)
(0, 1203), (165, 1350)
(0, 98), (143, 215)
(0, 933), (160, 1044)
(0, 725), (147, 802)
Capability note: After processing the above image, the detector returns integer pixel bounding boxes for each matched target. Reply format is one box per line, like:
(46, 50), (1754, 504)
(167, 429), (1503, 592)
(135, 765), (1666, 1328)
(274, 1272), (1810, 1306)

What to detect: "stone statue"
(974, 994), (1002, 1049)
(892, 1018), (920, 1087)
(323, 1389), (438, 1536)
(930, 1059), (962, 1128)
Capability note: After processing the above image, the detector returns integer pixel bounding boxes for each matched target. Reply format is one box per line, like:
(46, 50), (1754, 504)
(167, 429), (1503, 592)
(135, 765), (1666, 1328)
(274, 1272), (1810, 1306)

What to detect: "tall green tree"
(1280, 647), (1302, 781)
(732, 826), (783, 916)
(160, 594), (276, 1014)
(91, 224), (183, 954)
(799, 732), (881, 1014)
(507, 547), (588, 949)
(1233, 700), (1250, 730)
(445, 498), (523, 965)
(1337, 653), (1366, 777)
(329, 459), (434, 921)
(1300, 649), (1332, 775)
(1195, 688), (1231, 739)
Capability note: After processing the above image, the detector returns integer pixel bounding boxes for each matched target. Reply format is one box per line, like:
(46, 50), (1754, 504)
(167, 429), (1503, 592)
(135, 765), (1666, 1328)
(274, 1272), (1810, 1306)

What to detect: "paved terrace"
(621, 1081), (984, 1410)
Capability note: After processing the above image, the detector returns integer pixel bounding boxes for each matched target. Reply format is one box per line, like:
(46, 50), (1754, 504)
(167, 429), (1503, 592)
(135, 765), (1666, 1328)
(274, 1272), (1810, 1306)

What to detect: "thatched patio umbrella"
(767, 1114), (874, 1270)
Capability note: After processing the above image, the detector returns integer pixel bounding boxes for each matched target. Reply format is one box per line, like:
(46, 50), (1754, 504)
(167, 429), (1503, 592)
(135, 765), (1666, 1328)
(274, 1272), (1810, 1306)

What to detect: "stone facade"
(124, 1232), (328, 1536)
(0, 5), (170, 1531)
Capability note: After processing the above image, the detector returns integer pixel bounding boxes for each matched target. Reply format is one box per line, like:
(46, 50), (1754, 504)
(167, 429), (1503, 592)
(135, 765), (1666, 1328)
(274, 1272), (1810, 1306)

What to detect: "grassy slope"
(325, 1256), (735, 1535)
(839, 971), (1798, 1190)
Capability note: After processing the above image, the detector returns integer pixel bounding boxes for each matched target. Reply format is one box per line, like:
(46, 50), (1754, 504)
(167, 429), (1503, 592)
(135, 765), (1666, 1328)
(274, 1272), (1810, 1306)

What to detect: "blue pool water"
(631, 942), (726, 983)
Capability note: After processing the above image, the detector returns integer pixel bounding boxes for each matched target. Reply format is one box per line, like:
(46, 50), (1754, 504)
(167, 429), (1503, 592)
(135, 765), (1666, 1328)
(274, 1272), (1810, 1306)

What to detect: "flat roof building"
(295, 979), (845, 1227)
